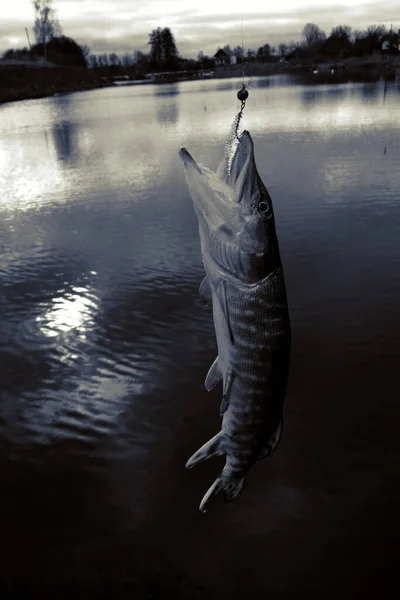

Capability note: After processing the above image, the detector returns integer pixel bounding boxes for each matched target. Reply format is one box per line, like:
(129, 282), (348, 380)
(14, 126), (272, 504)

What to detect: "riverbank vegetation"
(1, 0), (398, 104)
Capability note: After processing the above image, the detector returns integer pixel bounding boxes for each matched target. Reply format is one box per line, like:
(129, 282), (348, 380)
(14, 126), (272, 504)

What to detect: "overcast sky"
(1, 0), (399, 58)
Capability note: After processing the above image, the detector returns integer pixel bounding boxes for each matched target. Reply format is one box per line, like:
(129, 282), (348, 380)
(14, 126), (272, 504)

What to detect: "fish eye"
(258, 201), (270, 215)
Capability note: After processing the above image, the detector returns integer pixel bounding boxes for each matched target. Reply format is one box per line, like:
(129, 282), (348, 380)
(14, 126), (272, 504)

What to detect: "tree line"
(290, 22), (398, 60)
(1, 1), (397, 71)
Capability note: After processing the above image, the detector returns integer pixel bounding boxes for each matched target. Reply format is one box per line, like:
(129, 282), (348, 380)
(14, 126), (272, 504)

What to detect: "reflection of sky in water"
(1, 77), (399, 214)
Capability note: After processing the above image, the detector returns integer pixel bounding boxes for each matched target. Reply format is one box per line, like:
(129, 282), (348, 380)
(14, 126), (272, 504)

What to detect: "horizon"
(1, 0), (399, 59)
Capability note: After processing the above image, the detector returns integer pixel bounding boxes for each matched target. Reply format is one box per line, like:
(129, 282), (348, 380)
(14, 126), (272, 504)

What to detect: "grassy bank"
(216, 55), (399, 81)
(0, 66), (115, 104)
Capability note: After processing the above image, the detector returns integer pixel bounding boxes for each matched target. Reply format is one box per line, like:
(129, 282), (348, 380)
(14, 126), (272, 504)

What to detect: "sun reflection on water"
(36, 284), (98, 338)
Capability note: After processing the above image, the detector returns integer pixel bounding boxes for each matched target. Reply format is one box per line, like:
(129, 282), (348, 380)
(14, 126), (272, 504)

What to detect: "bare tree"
(133, 50), (145, 64)
(366, 24), (387, 38)
(88, 55), (98, 68)
(352, 29), (365, 41)
(32, 0), (61, 45)
(122, 53), (133, 67)
(330, 25), (352, 40)
(109, 52), (120, 66)
(256, 43), (271, 62)
(302, 23), (326, 47)
(80, 44), (90, 59)
(278, 43), (287, 58)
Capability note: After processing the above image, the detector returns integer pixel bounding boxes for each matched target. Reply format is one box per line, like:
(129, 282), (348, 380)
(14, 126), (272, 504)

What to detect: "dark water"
(0, 75), (399, 598)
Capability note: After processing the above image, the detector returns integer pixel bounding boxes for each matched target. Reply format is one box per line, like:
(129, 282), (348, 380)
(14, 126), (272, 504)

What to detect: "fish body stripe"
(208, 267), (291, 475)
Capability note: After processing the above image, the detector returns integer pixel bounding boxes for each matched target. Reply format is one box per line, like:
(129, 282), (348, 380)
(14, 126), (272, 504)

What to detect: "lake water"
(0, 75), (399, 599)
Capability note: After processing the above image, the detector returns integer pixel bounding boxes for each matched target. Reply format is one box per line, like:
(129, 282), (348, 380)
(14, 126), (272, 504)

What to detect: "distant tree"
(32, 0), (61, 46)
(367, 24), (387, 38)
(302, 23), (326, 47)
(179, 57), (197, 71)
(287, 41), (300, 53)
(133, 50), (149, 75)
(352, 29), (365, 41)
(196, 51), (215, 69)
(122, 53), (133, 67)
(148, 27), (162, 69)
(222, 45), (232, 56)
(31, 35), (87, 66)
(109, 52), (120, 66)
(133, 50), (145, 64)
(88, 54), (98, 68)
(101, 53), (109, 67)
(330, 25), (352, 40)
(80, 44), (90, 62)
(148, 27), (178, 70)
(321, 24), (353, 58)
(3, 47), (32, 60)
(278, 43), (287, 58)
(352, 24), (387, 56)
(247, 49), (256, 61)
(232, 45), (244, 62)
(161, 27), (179, 69)
(256, 43), (271, 62)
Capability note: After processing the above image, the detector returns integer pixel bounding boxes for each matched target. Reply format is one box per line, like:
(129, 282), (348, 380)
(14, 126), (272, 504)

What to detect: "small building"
(380, 30), (400, 54)
(213, 49), (238, 67)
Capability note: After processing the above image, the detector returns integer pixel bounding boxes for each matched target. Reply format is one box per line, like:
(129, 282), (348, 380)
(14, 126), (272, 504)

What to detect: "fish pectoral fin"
(258, 420), (283, 460)
(205, 357), (222, 391)
(199, 473), (246, 513)
(199, 276), (212, 307)
(217, 280), (234, 345)
(185, 431), (224, 470)
(220, 370), (234, 415)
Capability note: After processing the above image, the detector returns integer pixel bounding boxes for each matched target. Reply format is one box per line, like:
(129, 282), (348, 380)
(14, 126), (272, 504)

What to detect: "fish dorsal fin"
(199, 276), (212, 306)
(185, 431), (224, 470)
(205, 356), (222, 391)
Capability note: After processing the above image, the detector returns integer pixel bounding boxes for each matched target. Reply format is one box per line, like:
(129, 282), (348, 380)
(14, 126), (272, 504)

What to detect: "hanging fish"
(179, 123), (291, 513)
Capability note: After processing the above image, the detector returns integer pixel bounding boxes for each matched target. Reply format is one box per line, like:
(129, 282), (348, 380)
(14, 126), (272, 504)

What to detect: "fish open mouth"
(179, 129), (255, 194)
(178, 128), (259, 245)
(219, 130), (255, 191)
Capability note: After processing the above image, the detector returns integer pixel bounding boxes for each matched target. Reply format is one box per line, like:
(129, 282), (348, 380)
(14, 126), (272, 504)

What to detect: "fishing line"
(241, 11), (245, 84)
(233, 10), (252, 139)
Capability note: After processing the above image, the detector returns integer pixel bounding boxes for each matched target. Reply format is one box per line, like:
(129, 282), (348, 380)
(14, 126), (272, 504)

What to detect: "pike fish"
(179, 123), (291, 513)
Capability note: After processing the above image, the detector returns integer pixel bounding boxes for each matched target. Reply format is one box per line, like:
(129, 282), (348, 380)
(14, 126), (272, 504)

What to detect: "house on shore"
(381, 30), (400, 53)
(214, 49), (238, 67)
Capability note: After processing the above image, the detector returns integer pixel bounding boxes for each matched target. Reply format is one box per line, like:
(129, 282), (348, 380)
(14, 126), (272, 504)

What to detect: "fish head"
(179, 130), (279, 283)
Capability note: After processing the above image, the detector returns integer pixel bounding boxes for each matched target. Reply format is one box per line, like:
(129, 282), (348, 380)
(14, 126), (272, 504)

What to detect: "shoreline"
(0, 57), (398, 106)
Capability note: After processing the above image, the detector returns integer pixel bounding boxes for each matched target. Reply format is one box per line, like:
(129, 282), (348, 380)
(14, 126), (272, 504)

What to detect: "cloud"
(1, 0), (399, 58)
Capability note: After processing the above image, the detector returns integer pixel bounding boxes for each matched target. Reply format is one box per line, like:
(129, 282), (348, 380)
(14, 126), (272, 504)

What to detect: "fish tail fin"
(185, 432), (224, 469)
(199, 473), (246, 513)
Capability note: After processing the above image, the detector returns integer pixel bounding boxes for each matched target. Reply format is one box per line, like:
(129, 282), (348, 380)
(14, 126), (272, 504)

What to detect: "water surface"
(1, 75), (399, 598)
